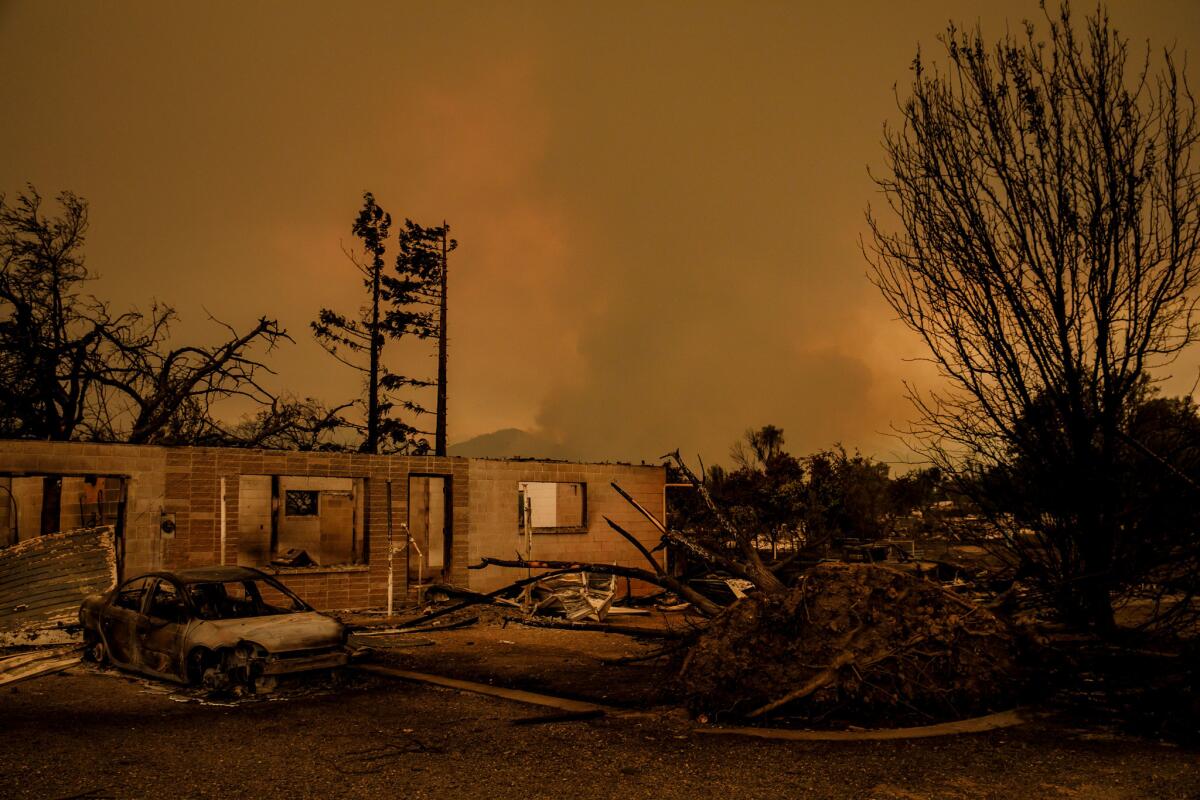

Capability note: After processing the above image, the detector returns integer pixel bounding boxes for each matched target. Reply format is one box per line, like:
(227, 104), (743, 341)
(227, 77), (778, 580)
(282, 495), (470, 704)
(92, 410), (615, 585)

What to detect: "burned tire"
(188, 648), (218, 687)
(83, 637), (107, 664)
(202, 665), (228, 693)
(200, 649), (234, 693)
(195, 647), (255, 694)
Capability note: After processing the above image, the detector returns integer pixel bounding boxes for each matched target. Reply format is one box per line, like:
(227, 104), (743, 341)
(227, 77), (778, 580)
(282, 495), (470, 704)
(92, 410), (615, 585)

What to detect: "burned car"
(79, 566), (348, 691)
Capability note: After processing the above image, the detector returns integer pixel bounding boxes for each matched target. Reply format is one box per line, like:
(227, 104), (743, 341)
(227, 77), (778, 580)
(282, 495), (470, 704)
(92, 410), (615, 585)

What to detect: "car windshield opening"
(186, 578), (307, 620)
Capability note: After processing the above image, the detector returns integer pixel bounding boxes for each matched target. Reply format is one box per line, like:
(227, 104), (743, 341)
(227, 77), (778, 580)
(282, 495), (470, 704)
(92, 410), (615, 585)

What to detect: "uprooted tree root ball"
(678, 563), (1021, 724)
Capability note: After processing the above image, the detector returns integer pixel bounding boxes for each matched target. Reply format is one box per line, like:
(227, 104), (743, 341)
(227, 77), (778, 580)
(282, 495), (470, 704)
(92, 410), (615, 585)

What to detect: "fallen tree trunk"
(600, 517), (726, 616)
(609, 481), (753, 582)
(662, 451), (786, 594)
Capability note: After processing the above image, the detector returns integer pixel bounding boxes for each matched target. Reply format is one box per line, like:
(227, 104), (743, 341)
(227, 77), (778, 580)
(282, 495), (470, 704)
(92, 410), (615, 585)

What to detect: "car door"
(139, 578), (190, 680)
(101, 576), (152, 667)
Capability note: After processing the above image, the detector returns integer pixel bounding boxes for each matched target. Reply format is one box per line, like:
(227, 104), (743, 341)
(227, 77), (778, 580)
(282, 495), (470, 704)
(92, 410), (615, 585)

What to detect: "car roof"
(145, 566), (268, 585)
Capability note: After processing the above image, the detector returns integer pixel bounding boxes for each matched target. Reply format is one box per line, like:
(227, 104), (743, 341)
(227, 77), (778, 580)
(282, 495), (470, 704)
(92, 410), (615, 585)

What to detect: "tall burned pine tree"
(313, 193), (454, 454)
(312, 193), (392, 453)
(385, 220), (456, 455)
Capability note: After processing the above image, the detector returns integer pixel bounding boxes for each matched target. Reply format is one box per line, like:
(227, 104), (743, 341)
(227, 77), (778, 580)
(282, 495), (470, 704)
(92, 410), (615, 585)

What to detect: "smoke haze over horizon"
(3, 0), (1198, 467)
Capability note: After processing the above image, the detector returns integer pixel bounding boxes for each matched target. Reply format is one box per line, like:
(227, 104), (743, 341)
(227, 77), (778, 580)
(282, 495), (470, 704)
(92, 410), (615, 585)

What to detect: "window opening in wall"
(518, 481), (586, 532)
(0, 473), (127, 552)
(408, 475), (450, 587)
(237, 476), (366, 569)
(284, 490), (319, 517)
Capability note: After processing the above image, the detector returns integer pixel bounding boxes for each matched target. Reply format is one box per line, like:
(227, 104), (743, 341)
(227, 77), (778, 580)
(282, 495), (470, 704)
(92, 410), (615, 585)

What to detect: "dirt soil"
(0, 652), (1196, 799)
(352, 608), (687, 708)
(0, 611), (1196, 798)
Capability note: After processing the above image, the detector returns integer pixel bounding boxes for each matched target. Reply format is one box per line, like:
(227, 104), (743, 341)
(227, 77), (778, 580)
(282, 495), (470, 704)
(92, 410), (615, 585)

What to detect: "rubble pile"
(513, 571), (618, 621)
(678, 562), (1020, 723)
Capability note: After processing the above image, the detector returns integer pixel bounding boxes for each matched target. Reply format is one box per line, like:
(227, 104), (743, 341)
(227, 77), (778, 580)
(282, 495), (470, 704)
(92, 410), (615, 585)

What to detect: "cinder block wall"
(0, 441), (470, 610)
(0, 441), (167, 575)
(0, 441), (666, 608)
(466, 458), (666, 593)
(162, 448), (470, 609)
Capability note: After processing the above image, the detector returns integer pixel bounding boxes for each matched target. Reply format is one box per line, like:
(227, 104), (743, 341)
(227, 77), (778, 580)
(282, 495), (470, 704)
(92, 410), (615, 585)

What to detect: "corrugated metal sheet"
(0, 646), (81, 687)
(0, 526), (117, 637)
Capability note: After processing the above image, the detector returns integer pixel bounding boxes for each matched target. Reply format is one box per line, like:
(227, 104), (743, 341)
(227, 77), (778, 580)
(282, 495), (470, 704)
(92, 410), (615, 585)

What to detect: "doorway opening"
(407, 475), (450, 591)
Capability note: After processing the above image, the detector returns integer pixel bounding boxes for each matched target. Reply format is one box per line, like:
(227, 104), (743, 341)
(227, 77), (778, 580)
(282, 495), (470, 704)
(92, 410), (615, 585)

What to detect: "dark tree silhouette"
(312, 194), (453, 454)
(0, 185), (294, 447)
(730, 423), (786, 470)
(382, 219), (455, 453)
(0, 187), (99, 440)
(799, 446), (894, 545)
(89, 305), (290, 444)
(312, 192), (393, 453)
(866, 4), (1200, 631)
(225, 396), (355, 451)
(669, 428), (909, 566)
(0, 185), (326, 531)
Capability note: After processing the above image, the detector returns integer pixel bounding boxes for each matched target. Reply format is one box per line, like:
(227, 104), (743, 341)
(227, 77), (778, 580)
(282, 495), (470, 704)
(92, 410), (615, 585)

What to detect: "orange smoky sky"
(2, 0), (1198, 466)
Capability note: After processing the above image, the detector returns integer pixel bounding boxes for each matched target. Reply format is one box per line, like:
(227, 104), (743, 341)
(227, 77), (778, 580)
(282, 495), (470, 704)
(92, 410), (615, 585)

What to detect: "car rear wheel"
(83, 634), (107, 664)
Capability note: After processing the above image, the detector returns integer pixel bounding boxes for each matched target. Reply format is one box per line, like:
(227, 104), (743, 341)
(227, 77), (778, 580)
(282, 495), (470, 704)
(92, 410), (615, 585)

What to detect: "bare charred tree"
(225, 397), (356, 451)
(0, 185), (324, 446)
(866, 4), (1200, 632)
(664, 451), (786, 593)
(0, 185), (334, 529)
(0, 187), (101, 441)
(87, 305), (292, 444)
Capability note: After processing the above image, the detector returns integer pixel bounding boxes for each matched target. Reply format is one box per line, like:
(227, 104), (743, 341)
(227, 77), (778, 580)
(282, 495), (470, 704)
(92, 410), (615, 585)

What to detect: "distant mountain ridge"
(447, 428), (573, 460)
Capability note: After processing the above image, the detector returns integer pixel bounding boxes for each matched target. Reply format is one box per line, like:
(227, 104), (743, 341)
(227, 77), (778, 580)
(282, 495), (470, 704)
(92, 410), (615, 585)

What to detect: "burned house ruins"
(0, 440), (665, 615)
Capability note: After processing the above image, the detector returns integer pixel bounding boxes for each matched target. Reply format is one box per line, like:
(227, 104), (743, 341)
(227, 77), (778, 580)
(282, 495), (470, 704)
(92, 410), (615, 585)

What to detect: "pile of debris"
(455, 454), (1029, 725)
(512, 571), (618, 621)
(678, 562), (1021, 724)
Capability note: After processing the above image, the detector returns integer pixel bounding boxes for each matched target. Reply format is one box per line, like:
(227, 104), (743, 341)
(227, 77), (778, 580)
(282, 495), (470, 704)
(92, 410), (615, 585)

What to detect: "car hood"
(191, 612), (344, 653)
